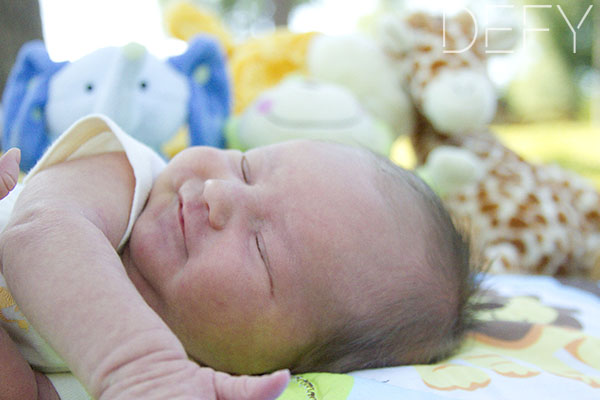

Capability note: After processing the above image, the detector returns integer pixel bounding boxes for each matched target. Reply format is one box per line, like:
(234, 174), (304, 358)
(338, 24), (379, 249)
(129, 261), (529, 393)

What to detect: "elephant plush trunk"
(93, 43), (147, 130)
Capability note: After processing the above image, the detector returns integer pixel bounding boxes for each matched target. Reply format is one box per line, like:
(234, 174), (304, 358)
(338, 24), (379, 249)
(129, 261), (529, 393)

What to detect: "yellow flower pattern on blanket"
(278, 373), (353, 400)
(0, 286), (28, 330)
(417, 295), (600, 391)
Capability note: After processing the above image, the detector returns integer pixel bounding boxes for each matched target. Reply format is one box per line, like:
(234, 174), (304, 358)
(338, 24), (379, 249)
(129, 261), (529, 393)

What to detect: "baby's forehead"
(260, 141), (376, 179)
(261, 139), (365, 159)
(263, 140), (380, 227)
(272, 143), (408, 252)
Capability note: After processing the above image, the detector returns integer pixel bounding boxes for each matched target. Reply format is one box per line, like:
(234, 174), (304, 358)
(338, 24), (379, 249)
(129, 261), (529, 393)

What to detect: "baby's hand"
(211, 368), (291, 400)
(0, 148), (20, 200)
(99, 359), (290, 400)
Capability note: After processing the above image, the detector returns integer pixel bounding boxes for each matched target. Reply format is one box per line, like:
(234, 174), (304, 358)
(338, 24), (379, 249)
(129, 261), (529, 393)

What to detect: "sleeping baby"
(0, 114), (478, 399)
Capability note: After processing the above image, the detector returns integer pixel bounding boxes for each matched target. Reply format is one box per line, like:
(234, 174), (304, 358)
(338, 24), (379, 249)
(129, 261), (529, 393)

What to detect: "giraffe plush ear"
(377, 14), (415, 57)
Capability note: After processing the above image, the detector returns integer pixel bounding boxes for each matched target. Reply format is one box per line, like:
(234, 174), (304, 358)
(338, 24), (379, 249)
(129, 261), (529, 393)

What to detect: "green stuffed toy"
(225, 76), (393, 156)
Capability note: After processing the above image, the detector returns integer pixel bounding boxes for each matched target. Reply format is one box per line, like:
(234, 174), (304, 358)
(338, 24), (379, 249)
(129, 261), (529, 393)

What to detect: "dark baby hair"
(291, 148), (481, 373)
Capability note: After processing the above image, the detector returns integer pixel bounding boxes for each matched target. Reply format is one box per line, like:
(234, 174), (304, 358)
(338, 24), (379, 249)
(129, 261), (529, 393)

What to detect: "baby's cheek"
(128, 217), (159, 259)
(179, 271), (259, 325)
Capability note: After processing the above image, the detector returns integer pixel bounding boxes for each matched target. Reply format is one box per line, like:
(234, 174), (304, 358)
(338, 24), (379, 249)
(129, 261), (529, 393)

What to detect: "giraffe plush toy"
(379, 11), (600, 279)
(377, 10), (516, 139)
(419, 133), (600, 279)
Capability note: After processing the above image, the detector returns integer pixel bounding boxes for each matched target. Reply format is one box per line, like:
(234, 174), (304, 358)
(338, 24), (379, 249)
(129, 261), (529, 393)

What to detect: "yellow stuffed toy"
(164, 1), (317, 114)
(164, 1), (414, 142)
(164, 1), (235, 57)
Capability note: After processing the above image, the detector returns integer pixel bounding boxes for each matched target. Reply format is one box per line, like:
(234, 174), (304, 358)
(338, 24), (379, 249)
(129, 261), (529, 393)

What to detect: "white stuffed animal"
(307, 33), (414, 138)
(2, 36), (231, 170)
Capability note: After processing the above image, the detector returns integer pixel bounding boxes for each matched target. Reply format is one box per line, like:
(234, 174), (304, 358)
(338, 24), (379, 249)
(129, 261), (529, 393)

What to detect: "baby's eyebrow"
(246, 146), (276, 175)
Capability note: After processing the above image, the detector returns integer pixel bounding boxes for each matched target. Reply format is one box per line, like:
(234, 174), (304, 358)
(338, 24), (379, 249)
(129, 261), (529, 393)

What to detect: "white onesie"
(0, 115), (166, 399)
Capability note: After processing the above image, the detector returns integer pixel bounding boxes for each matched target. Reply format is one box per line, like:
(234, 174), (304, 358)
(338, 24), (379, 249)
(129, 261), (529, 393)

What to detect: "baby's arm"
(0, 153), (288, 399)
(0, 148), (60, 400)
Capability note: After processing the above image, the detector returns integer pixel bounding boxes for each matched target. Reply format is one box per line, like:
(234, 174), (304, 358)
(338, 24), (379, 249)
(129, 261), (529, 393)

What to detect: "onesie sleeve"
(25, 114), (167, 249)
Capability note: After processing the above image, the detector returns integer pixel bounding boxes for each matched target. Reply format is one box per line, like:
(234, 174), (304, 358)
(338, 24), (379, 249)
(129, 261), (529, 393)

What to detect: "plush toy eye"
(84, 83), (94, 92)
(139, 80), (149, 90)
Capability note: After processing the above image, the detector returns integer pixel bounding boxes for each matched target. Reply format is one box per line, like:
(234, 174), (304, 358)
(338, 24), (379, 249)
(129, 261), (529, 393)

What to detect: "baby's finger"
(0, 148), (21, 200)
(213, 369), (290, 400)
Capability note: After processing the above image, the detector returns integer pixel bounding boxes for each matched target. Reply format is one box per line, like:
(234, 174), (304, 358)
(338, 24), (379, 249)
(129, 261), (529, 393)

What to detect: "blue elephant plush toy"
(2, 35), (230, 171)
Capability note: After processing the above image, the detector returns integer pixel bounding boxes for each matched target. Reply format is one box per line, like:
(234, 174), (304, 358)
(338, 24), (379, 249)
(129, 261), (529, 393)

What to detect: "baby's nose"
(204, 179), (249, 230)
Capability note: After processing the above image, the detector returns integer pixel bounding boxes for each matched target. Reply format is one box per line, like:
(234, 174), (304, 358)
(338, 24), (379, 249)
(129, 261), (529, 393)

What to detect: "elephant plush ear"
(1, 40), (66, 171)
(168, 35), (231, 148)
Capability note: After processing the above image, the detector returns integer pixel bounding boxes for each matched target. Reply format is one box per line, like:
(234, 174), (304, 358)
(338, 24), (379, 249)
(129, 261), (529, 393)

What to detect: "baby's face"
(123, 140), (418, 374)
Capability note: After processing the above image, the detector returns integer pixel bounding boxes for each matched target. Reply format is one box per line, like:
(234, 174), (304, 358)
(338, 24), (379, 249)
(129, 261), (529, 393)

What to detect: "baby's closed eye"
(241, 155), (251, 184)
